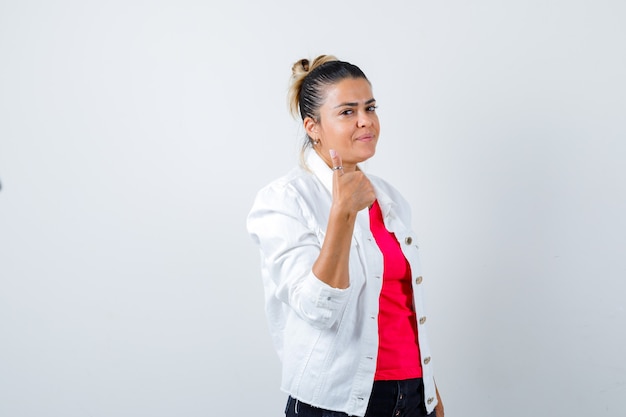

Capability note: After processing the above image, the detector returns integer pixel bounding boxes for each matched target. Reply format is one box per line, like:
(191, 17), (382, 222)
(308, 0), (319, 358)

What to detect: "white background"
(1, 1), (625, 416)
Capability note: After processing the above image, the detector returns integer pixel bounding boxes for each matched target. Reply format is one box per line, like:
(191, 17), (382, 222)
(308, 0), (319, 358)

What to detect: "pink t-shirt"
(369, 200), (422, 380)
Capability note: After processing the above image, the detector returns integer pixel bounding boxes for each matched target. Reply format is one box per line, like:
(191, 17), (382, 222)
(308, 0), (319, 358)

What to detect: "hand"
(329, 149), (376, 214)
(435, 402), (444, 417)
(434, 386), (444, 417)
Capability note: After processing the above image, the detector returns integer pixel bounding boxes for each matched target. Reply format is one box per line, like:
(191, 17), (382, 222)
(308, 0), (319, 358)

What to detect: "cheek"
(329, 125), (350, 141)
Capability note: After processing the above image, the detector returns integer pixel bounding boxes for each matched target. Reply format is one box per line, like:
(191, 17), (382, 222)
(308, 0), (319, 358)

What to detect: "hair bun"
(288, 54), (339, 119)
(291, 55), (338, 79)
(292, 58), (310, 76)
(310, 55), (337, 70)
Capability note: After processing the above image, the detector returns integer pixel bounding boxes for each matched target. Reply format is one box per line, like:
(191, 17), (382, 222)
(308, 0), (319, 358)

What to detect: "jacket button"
(423, 356), (431, 365)
(415, 276), (423, 285)
(404, 236), (413, 245)
(419, 316), (427, 325)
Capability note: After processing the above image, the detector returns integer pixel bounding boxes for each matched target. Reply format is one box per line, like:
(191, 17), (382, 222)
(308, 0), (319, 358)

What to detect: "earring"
(312, 138), (320, 145)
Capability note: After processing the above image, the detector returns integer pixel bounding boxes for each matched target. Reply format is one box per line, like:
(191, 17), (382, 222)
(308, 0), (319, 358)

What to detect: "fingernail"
(329, 149), (336, 158)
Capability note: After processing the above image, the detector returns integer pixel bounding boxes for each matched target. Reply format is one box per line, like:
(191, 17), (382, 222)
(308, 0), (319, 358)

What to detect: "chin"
(346, 145), (377, 165)
(361, 148), (377, 161)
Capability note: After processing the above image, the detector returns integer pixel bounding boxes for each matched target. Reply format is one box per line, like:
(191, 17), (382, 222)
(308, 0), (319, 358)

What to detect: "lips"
(355, 133), (375, 141)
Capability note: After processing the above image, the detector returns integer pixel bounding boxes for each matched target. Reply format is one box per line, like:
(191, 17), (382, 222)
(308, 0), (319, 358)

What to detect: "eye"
(367, 105), (378, 112)
(340, 109), (354, 116)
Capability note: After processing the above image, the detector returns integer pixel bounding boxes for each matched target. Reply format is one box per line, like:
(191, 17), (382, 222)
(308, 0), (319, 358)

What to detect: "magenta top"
(369, 200), (422, 381)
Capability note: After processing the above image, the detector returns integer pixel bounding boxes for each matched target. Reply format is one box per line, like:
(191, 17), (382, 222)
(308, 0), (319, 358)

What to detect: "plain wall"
(1, 1), (625, 416)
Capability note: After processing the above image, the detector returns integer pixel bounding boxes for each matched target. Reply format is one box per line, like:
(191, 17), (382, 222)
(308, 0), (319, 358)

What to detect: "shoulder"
(249, 164), (326, 214)
(247, 165), (329, 241)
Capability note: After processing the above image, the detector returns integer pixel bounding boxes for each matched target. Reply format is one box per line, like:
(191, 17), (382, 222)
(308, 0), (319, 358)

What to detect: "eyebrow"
(334, 98), (376, 108)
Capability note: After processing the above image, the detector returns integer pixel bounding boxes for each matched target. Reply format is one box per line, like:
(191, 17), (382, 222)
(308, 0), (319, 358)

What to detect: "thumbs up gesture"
(329, 149), (376, 214)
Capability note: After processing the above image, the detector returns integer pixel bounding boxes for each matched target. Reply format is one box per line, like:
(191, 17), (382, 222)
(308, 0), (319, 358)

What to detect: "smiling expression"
(305, 77), (380, 172)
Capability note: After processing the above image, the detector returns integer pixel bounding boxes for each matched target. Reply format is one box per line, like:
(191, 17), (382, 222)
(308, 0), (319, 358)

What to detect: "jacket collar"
(305, 150), (334, 195)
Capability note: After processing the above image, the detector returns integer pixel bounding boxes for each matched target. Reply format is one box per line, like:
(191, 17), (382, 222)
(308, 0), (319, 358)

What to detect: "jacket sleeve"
(246, 182), (351, 330)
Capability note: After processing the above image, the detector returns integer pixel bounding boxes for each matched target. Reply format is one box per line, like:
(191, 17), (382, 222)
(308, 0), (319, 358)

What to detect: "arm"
(312, 150), (376, 289)
(247, 150), (375, 329)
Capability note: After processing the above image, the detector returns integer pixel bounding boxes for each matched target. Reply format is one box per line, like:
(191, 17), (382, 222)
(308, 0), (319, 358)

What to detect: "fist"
(330, 149), (376, 213)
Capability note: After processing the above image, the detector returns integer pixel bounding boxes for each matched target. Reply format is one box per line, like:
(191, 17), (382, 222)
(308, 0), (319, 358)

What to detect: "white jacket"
(247, 151), (438, 416)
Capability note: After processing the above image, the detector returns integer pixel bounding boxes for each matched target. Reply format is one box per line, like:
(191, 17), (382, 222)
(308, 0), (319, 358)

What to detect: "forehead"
(322, 77), (373, 106)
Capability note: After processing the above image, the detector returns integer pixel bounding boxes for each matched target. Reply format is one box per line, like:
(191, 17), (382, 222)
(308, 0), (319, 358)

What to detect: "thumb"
(329, 149), (344, 176)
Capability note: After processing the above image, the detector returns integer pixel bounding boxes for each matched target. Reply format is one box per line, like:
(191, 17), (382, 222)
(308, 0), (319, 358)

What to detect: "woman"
(247, 55), (444, 417)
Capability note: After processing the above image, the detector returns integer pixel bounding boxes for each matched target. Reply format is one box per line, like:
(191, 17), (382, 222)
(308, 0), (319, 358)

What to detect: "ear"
(303, 116), (318, 140)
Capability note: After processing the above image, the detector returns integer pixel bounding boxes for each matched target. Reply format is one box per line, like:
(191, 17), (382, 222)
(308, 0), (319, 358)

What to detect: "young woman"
(247, 55), (444, 417)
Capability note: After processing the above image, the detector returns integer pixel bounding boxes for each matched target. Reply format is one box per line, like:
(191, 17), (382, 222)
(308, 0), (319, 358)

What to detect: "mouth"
(355, 133), (375, 142)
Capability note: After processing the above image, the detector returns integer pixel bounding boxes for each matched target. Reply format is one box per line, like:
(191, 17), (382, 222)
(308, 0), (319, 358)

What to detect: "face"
(305, 77), (380, 172)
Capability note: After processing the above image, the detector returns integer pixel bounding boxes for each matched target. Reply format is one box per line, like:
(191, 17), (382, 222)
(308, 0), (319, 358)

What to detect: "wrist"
(330, 201), (357, 222)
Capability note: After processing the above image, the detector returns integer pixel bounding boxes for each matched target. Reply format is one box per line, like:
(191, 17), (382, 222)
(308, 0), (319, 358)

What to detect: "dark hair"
(288, 55), (369, 158)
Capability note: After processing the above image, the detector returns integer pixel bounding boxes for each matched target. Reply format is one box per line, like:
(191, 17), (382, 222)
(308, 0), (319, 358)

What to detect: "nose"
(357, 110), (374, 128)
